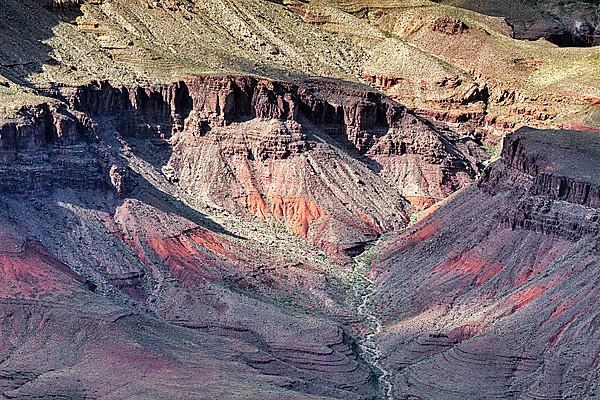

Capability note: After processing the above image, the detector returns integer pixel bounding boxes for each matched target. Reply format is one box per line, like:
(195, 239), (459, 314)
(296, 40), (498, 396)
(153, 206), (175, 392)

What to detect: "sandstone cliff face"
(0, 74), (483, 397)
(0, 78), (397, 399)
(0, 101), (105, 195)
(3, 75), (476, 255)
(493, 128), (600, 207)
(0, 102), (81, 159)
(373, 128), (600, 399)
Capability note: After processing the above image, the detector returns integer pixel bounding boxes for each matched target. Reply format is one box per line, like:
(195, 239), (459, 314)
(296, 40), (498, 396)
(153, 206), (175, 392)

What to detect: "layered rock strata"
(0, 74), (480, 398)
(3, 76), (478, 254)
(372, 127), (600, 399)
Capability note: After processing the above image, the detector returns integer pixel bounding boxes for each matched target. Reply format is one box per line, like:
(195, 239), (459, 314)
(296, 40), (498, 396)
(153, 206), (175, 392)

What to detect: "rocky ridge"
(2, 0), (598, 148)
(0, 75), (479, 255)
(0, 1), (598, 399)
(372, 127), (600, 399)
(0, 73), (480, 398)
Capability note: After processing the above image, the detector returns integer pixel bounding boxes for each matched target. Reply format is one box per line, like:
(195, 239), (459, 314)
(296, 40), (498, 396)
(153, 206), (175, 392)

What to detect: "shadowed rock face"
(0, 80), (390, 399)
(1, 75), (478, 255)
(478, 129), (600, 243)
(0, 1), (598, 398)
(373, 127), (600, 399)
(37, 0), (85, 10)
(440, 0), (600, 46)
(0, 102), (104, 193)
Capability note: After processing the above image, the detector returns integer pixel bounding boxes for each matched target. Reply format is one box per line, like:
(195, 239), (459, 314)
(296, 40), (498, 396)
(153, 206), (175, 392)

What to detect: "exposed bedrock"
(3, 75), (478, 254)
(373, 127), (600, 399)
(490, 127), (600, 207)
(481, 127), (600, 239)
(0, 75), (483, 397)
(0, 101), (105, 194)
(439, 0), (600, 47)
(0, 103), (383, 400)
(0, 296), (377, 400)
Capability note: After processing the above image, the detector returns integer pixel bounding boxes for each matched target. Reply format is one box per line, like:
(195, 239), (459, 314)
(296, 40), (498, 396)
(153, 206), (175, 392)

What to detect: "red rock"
(40, 75), (479, 255)
(431, 16), (469, 35)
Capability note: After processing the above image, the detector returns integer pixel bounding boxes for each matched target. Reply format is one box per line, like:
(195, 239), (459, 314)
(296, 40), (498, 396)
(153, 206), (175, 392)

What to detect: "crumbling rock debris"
(431, 16), (469, 35)
(109, 164), (130, 196)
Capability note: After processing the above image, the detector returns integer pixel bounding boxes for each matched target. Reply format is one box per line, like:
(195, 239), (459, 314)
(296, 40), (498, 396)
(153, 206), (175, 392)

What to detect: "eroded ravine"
(349, 237), (394, 400)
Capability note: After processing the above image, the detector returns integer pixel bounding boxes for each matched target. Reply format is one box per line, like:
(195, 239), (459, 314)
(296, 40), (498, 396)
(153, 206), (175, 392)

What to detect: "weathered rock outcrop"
(0, 76), (475, 254)
(481, 128), (600, 239)
(0, 102), (81, 159)
(0, 101), (105, 195)
(431, 16), (469, 35)
(0, 82), (390, 399)
(440, 0), (600, 47)
(493, 128), (600, 207)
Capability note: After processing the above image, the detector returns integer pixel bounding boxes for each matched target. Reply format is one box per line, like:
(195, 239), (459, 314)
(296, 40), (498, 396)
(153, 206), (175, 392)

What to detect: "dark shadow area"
(437, 0), (599, 47)
(0, 83), (243, 243)
(126, 165), (246, 240)
(546, 30), (599, 47)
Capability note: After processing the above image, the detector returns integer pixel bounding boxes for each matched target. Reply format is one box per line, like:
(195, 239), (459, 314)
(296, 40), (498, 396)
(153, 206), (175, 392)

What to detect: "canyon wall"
(373, 127), (600, 399)
(0, 101), (105, 195)
(1, 77), (410, 399)
(0, 76), (479, 255)
(481, 128), (600, 239)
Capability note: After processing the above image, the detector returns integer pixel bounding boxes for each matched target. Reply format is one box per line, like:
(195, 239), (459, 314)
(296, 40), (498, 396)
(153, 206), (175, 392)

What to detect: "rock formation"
(372, 127), (600, 399)
(0, 83), (386, 400)
(1, 76), (477, 255)
(0, 72), (480, 397)
(440, 0), (600, 46)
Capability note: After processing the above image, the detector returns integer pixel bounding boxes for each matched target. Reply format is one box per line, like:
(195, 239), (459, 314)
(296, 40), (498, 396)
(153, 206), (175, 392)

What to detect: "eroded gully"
(349, 238), (394, 400)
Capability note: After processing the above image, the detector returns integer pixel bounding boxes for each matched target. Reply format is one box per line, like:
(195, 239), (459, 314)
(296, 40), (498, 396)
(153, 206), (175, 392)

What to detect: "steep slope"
(2, 0), (599, 143)
(371, 128), (600, 399)
(0, 69), (481, 398)
(0, 92), (382, 400)
(0, 1), (598, 399)
(48, 75), (479, 247)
